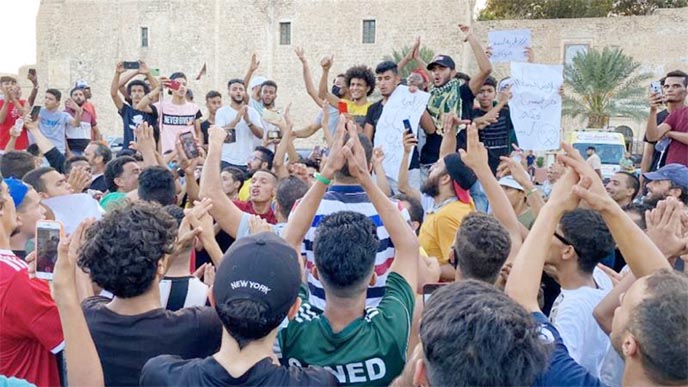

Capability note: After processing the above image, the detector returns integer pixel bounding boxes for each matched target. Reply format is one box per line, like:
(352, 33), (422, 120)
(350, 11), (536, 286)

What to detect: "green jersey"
(278, 272), (414, 387)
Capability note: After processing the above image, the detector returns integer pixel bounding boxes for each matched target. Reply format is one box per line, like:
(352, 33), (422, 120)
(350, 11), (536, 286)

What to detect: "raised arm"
(317, 55), (341, 107)
(27, 71), (39, 107)
(371, 148), (392, 197)
(460, 123), (524, 262)
(111, 62), (126, 111)
(499, 155), (545, 219)
(397, 37), (421, 74)
(397, 131), (421, 201)
(242, 53), (260, 104)
(461, 24), (493, 96)
(135, 81), (162, 113)
(295, 47), (322, 106)
(345, 128), (419, 288)
(199, 125), (246, 238)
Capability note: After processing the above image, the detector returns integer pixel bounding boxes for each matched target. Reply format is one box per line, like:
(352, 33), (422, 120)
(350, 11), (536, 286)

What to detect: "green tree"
(611, 0), (687, 15)
(478, 0), (612, 20)
(383, 46), (435, 79)
(562, 47), (651, 128)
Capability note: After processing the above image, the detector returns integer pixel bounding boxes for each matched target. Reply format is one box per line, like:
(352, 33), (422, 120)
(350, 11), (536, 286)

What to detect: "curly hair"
(421, 280), (551, 387)
(344, 65), (376, 96)
(453, 212), (510, 284)
(77, 201), (177, 298)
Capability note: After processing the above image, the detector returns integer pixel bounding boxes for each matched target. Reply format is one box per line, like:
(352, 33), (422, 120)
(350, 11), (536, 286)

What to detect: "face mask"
(331, 85), (341, 97)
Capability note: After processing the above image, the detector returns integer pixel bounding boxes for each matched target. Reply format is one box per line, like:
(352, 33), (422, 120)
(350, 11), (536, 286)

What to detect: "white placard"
(43, 193), (104, 235)
(509, 62), (563, 150)
(488, 29), (531, 63)
(373, 85), (430, 180)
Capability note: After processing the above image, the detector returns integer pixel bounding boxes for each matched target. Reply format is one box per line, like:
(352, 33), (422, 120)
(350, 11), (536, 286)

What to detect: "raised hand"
(645, 197), (688, 258)
(249, 53), (260, 72)
(458, 122), (489, 173)
(294, 47), (306, 62)
(138, 60), (150, 74)
(67, 166), (91, 193)
(458, 24), (472, 42)
(402, 131), (418, 154)
(115, 61), (125, 74)
(320, 55), (334, 70)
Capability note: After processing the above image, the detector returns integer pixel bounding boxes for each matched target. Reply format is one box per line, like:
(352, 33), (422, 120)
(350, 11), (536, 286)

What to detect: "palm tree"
(563, 46), (651, 128)
(383, 46), (435, 79)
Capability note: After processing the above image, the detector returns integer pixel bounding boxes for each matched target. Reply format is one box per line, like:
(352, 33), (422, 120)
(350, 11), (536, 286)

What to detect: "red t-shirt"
(0, 251), (64, 387)
(665, 105), (688, 166)
(233, 200), (278, 224)
(0, 99), (29, 150)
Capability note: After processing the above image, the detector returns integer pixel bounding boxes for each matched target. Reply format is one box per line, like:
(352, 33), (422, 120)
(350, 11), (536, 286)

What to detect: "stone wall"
(36, 0), (475, 147)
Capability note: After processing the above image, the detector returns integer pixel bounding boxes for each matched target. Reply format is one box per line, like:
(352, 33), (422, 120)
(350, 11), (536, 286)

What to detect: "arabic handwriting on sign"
(488, 29), (531, 63)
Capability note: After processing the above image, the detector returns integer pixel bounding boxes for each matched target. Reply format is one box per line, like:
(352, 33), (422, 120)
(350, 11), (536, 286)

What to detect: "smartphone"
(30, 105), (41, 121)
(179, 131), (200, 159)
(150, 68), (161, 77)
(263, 109), (281, 123)
(224, 128), (236, 144)
(337, 101), (348, 114)
(35, 221), (63, 280)
(267, 129), (282, 140)
(123, 61), (140, 70)
(649, 81), (662, 96)
(167, 80), (181, 91)
(28, 68), (36, 76)
(422, 283), (446, 304)
(402, 119), (413, 136)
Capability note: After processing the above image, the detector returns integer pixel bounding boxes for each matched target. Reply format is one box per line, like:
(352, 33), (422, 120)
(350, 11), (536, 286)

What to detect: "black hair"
(375, 61), (398, 75)
(46, 88), (61, 101)
(275, 176), (308, 220)
(22, 167), (56, 194)
(302, 158), (320, 172)
(163, 204), (185, 227)
(1, 151), (36, 179)
(455, 72), (471, 82)
(483, 76), (497, 88)
(622, 202), (654, 230)
(170, 72), (186, 80)
(126, 79), (150, 96)
(254, 146), (275, 170)
(215, 298), (287, 350)
(260, 80), (278, 91)
(670, 182), (688, 204)
(616, 171), (640, 199)
(627, 269), (688, 385)
(587, 146), (596, 151)
(313, 211), (378, 298)
(393, 193), (424, 230)
(421, 280), (550, 387)
(337, 134), (373, 180)
(205, 90), (222, 100)
(222, 166), (246, 191)
(227, 78), (244, 88)
(104, 156), (137, 193)
(665, 70), (688, 86)
(70, 87), (85, 97)
(138, 166), (177, 206)
(78, 201), (177, 298)
(559, 209), (614, 274)
(64, 156), (89, 176)
(344, 65), (376, 96)
(26, 144), (40, 157)
(453, 212), (511, 284)
(91, 142), (113, 165)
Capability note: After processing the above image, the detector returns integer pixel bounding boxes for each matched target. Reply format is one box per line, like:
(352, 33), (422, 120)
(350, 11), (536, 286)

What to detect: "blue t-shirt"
(36, 108), (72, 153)
(531, 312), (605, 387)
(119, 104), (158, 150)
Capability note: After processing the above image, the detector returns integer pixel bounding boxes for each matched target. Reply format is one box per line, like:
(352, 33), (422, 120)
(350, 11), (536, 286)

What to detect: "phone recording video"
(179, 132), (200, 159)
(403, 119), (413, 136)
(30, 105), (41, 121)
(35, 221), (63, 280)
(422, 283), (446, 304)
(123, 61), (140, 70)
(224, 128), (236, 144)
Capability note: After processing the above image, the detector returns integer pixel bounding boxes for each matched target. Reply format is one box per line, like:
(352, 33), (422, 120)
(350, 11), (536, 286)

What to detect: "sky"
(0, 0), (41, 73)
(0, 0), (486, 74)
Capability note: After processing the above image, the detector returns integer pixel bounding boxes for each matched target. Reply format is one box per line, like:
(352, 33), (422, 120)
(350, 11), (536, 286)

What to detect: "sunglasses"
(553, 231), (581, 257)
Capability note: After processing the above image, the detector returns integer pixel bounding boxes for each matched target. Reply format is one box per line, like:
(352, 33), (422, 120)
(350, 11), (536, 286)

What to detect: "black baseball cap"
(427, 55), (456, 71)
(213, 232), (301, 321)
(444, 153), (477, 204)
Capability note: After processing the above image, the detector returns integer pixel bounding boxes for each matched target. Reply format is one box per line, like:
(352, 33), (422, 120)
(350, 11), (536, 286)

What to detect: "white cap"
(498, 176), (525, 191)
(249, 76), (268, 90)
(75, 79), (89, 88)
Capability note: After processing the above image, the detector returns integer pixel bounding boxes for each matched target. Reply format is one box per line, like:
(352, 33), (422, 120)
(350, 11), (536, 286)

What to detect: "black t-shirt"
(119, 104), (159, 150)
(82, 296), (223, 387)
(420, 83), (475, 165)
(141, 355), (339, 387)
(200, 119), (212, 146)
(459, 107), (517, 174)
(90, 174), (107, 192)
(364, 100), (420, 169)
(44, 147), (66, 174)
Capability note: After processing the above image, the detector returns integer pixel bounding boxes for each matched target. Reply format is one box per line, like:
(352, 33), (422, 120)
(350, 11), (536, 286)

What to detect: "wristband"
(314, 172), (331, 186)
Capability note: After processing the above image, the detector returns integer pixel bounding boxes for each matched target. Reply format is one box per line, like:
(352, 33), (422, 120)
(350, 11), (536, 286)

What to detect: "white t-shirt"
(587, 153), (602, 170)
(549, 266), (613, 378)
(159, 276), (208, 310)
(215, 105), (263, 166)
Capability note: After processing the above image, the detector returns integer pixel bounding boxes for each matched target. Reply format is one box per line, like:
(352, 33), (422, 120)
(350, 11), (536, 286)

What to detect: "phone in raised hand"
(179, 131), (200, 159)
(35, 221), (64, 281)
(649, 81), (662, 96)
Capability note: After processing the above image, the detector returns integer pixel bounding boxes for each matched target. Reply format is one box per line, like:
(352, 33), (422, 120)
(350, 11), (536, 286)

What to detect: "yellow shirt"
(419, 199), (475, 264)
(344, 99), (372, 127)
(237, 179), (251, 201)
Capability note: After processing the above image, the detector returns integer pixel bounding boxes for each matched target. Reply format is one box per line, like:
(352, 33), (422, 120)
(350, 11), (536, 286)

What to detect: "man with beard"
(642, 163), (688, 205)
(237, 146), (274, 201)
(605, 171), (640, 207)
(418, 153), (476, 281)
(215, 79), (264, 171)
(65, 87), (100, 155)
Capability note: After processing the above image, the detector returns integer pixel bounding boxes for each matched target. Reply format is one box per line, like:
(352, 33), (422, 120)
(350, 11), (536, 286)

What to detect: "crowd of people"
(0, 24), (686, 387)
